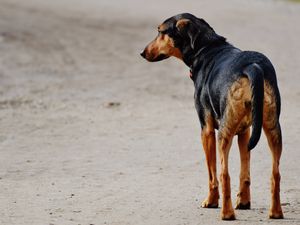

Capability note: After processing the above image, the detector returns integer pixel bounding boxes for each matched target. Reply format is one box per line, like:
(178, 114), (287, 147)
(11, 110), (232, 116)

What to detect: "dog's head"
(140, 13), (225, 63)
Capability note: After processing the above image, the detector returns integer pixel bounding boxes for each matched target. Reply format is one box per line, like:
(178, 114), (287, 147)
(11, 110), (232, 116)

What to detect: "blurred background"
(0, 0), (300, 224)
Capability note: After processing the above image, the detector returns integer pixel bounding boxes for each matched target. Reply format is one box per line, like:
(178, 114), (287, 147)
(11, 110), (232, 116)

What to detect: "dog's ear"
(175, 19), (190, 31)
(176, 18), (200, 50)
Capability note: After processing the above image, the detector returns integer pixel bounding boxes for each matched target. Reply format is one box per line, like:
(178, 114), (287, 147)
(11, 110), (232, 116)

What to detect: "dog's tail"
(243, 63), (264, 151)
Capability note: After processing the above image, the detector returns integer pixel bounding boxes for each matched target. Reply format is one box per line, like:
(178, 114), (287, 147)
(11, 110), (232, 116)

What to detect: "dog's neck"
(187, 46), (209, 79)
(181, 41), (229, 81)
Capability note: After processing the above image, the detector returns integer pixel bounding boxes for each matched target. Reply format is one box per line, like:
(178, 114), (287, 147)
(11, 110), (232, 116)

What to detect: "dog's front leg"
(200, 116), (219, 208)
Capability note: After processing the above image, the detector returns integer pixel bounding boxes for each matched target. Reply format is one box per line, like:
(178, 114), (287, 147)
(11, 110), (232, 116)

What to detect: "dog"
(140, 13), (283, 220)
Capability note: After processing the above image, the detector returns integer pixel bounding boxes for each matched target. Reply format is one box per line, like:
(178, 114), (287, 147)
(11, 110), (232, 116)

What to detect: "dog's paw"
(221, 211), (236, 220)
(269, 209), (284, 219)
(235, 201), (251, 210)
(235, 192), (251, 210)
(201, 198), (218, 208)
(235, 196), (251, 210)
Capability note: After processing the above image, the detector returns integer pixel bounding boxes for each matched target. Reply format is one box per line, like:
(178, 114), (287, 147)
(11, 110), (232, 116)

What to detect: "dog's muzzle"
(140, 50), (146, 58)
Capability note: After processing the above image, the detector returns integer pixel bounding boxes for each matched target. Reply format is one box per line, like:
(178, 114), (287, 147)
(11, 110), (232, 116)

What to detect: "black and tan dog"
(140, 13), (283, 220)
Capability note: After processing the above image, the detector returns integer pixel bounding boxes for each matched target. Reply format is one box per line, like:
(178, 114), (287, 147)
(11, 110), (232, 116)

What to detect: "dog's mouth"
(140, 48), (170, 62)
(146, 54), (170, 62)
(153, 54), (169, 61)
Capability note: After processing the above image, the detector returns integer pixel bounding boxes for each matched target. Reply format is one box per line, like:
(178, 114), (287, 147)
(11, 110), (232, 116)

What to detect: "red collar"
(189, 69), (193, 79)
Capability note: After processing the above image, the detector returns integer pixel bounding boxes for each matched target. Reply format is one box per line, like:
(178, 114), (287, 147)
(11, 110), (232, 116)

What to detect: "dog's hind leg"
(236, 128), (251, 209)
(264, 122), (283, 219)
(263, 82), (283, 219)
(218, 130), (235, 220)
(217, 77), (252, 220)
(201, 115), (219, 208)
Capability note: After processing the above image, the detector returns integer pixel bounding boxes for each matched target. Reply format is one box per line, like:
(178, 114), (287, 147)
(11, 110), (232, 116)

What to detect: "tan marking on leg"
(217, 77), (254, 220)
(201, 114), (219, 208)
(226, 78), (252, 135)
(236, 128), (251, 209)
(263, 82), (278, 130)
(264, 125), (283, 219)
(218, 132), (235, 220)
(263, 82), (284, 219)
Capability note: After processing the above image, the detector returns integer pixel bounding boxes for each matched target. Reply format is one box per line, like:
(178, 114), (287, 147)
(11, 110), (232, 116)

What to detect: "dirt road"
(0, 0), (300, 224)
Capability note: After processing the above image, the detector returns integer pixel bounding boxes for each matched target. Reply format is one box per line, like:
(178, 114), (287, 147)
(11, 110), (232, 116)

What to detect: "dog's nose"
(140, 50), (146, 58)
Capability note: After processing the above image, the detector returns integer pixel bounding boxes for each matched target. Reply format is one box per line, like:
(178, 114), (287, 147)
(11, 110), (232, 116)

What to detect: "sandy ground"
(0, 0), (300, 224)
